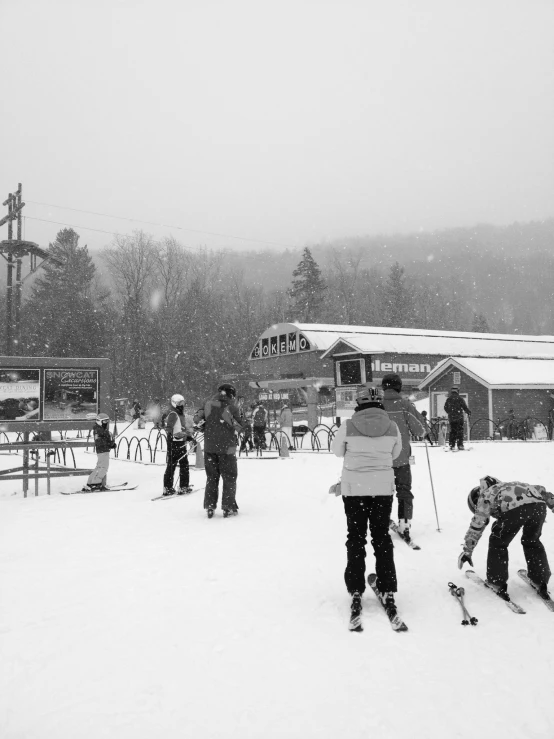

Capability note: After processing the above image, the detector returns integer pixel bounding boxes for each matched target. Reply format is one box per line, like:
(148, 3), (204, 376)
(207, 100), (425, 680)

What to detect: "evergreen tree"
(382, 262), (414, 327)
(287, 247), (326, 322)
(471, 313), (490, 333)
(21, 228), (108, 357)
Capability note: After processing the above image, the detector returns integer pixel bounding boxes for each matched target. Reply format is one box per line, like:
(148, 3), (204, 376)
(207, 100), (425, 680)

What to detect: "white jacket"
(331, 407), (402, 497)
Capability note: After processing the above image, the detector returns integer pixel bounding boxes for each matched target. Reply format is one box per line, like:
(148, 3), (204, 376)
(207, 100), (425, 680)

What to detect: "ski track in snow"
(1, 434), (554, 739)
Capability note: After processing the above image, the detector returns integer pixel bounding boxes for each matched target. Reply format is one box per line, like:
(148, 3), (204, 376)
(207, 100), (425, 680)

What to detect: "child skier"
(458, 476), (554, 599)
(83, 413), (116, 491)
(163, 394), (194, 496)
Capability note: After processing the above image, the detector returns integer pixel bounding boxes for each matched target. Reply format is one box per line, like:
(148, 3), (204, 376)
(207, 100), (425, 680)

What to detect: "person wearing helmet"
(251, 401), (269, 450)
(381, 373), (425, 543)
(162, 394), (194, 496)
(83, 413), (116, 491)
(193, 383), (245, 518)
(331, 385), (402, 626)
(458, 476), (554, 599)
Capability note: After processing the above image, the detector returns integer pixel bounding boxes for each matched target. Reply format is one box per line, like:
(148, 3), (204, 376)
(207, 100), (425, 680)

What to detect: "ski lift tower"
(0, 183), (63, 354)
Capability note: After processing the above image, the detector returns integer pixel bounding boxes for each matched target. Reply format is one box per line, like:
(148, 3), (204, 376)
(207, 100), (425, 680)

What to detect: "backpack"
(253, 406), (266, 427)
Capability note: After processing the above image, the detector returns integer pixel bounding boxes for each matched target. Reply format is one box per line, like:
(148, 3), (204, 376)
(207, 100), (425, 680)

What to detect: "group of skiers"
(85, 373), (553, 625)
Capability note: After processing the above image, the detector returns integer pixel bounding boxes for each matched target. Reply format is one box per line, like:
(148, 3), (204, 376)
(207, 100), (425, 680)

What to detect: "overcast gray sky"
(1, 0), (553, 252)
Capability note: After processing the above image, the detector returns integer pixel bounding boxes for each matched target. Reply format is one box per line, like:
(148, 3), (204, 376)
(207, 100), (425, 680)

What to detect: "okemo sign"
(250, 332), (311, 360)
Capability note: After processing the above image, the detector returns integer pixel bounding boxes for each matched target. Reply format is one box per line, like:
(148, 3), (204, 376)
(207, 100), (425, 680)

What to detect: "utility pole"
(0, 182), (63, 354)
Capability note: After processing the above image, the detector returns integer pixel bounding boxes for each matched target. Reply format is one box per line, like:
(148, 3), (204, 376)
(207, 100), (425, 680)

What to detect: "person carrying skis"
(194, 383), (245, 518)
(83, 413), (116, 491)
(381, 373), (425, 543)
(331, 385), (402, 626)
(163, 394), (194, 496)
(444, 387), (471, 450)
(458, 476), (554, 599)
(251, 401), (268, 450)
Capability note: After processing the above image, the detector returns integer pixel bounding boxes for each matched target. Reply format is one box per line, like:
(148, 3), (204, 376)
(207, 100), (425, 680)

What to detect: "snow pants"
(88, 451), (110, 486)
(163, 439), (189, 490)
(253, 426), (267, 449)
(449, 419), (465, 448)
(487, 503), (551, 587)
(343, 495), (397, 595)
(204, 452), (238, 512)
(393, 464), (413, 520)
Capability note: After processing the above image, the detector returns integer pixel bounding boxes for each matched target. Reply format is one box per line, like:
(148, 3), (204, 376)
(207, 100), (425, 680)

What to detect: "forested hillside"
(2, 218), (553, 405)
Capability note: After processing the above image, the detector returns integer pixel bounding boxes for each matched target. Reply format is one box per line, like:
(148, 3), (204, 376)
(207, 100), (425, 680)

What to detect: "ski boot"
(349, 591), (363, 632)
(378, 590), (398, 618)
(222, 508), (238, 518)
(207, 507), (215, 519)
(397, 518), (412, 543)
(485, 580), (510, 601)
(162, 487), (176, 497)
(82, 483), (102, 492)
(177, 486), (193, 495)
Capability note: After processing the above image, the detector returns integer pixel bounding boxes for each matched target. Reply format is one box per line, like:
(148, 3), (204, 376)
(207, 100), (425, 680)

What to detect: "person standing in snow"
(251, 401), (269, 450)
(331, 386), (402, 627)
(444, 387), (471, 450)
(458, 476), (554, 600)
(420, 410), (434, 445)
(381, 373), (425, 543)
(279, 401), (294, 451)
(163, 394), (194, 496)
(194, 383), (245, 518)
(83, 413), (116, 491)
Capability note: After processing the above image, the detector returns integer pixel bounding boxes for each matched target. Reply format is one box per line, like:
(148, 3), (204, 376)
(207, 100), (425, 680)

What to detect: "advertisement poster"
(43, 369), (99, 420)
(0, 369), (41, 421)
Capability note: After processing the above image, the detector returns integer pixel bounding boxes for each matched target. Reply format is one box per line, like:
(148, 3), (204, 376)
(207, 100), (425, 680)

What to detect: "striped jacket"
(331, 407), (402, 497)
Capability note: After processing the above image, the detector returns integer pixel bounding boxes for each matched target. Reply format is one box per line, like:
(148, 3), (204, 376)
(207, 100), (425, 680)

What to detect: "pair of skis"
(61, 482), (137, 495)
(465, 569), (554, 614)
(151, 486), (204, 501)
(349, 574), (408, 633)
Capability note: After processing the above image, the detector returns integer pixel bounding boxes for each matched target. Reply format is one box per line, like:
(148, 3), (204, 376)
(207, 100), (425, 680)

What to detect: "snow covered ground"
(2, 434), (554, 739)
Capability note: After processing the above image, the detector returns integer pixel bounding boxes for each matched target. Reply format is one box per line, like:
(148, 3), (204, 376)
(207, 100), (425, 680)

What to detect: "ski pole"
(424, 439), (441, 532)
(448, 582), (478, 626)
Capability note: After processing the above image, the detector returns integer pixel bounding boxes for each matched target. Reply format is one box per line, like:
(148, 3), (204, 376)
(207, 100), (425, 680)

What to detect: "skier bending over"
(458, 476), (554, 599)
(163, 394), (194, 496)
(83, 413), (116, 491)
(331, 385), (402, 624)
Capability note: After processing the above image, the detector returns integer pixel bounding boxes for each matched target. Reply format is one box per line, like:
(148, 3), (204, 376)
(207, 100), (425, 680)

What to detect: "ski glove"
(458, 551), (473, 569)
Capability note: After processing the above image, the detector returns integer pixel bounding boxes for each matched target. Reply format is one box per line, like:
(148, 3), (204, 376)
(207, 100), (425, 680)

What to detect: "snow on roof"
(419, 356), (554, 389)
(258, 322), (554, 358)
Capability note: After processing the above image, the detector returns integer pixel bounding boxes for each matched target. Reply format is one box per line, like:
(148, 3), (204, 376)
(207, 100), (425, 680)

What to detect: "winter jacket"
(444, 394), (470, 422)
(194, 395), (245, 455)
(93, 425), (116, 454)
(463, 481), (554, 553)
(279, 407), (293, 428)
(331, 406), (402, 496)
(165, 409), (193, 443)
(252, 405), (268, 428)
(382, 389), (425, 467)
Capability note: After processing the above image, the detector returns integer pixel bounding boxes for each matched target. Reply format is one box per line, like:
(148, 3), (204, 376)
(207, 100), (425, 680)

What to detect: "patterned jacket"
(331, 406), (402, 496)
(463, 480), (554, 553)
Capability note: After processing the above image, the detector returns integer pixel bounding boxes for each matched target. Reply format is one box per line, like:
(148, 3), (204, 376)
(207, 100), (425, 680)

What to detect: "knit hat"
(382, 373), (402, 392)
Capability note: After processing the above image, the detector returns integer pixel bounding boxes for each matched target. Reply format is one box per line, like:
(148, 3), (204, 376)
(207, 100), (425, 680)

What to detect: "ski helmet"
(467, 486), (480, 514)
(218, 383), (236, 399)
(171, 394), (185, 408)
(96, 412), (110, 427)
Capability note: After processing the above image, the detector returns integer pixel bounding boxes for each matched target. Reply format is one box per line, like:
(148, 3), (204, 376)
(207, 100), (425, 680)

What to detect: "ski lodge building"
(247, 322), (554, 435)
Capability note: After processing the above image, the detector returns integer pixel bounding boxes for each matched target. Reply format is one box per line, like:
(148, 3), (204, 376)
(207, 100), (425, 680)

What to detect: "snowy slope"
(1, 436), (554, 739)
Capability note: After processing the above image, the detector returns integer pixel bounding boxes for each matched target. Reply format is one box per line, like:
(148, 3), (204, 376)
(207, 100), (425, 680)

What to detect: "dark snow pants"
(343, 495), (397, 595)
(393, 464), (413, 520)
(163, 439), (190, 490)
(449, 419), (465, 448)
(487, 503), (551, 587)
(204, 452), (238, 512)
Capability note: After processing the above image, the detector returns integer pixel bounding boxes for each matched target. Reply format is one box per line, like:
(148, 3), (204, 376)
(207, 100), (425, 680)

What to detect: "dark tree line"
(4, 220), (553, 407)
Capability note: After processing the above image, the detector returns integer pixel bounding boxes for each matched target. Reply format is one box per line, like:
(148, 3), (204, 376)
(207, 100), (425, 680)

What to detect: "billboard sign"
(0, 369), (40, 421)
(43, 369), (99, 420)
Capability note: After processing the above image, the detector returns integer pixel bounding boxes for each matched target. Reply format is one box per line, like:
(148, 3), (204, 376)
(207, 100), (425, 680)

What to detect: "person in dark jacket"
(420, 410), (434, 445)
(163, 393), (194, 496)
(194, 383), (245, 518)
(83, 413), (116, 491)
(381, 373), (425, 543)
(444, 387), (471, 450)
(458, 476), (554, 600)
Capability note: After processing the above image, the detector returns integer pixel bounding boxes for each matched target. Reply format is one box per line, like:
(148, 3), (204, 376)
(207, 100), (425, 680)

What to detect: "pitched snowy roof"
(419, 356), (554, 389)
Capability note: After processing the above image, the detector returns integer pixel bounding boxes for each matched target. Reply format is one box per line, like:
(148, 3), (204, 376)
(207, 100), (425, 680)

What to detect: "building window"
(453, 372), (461, 385)
(337, 359), (365, 386)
